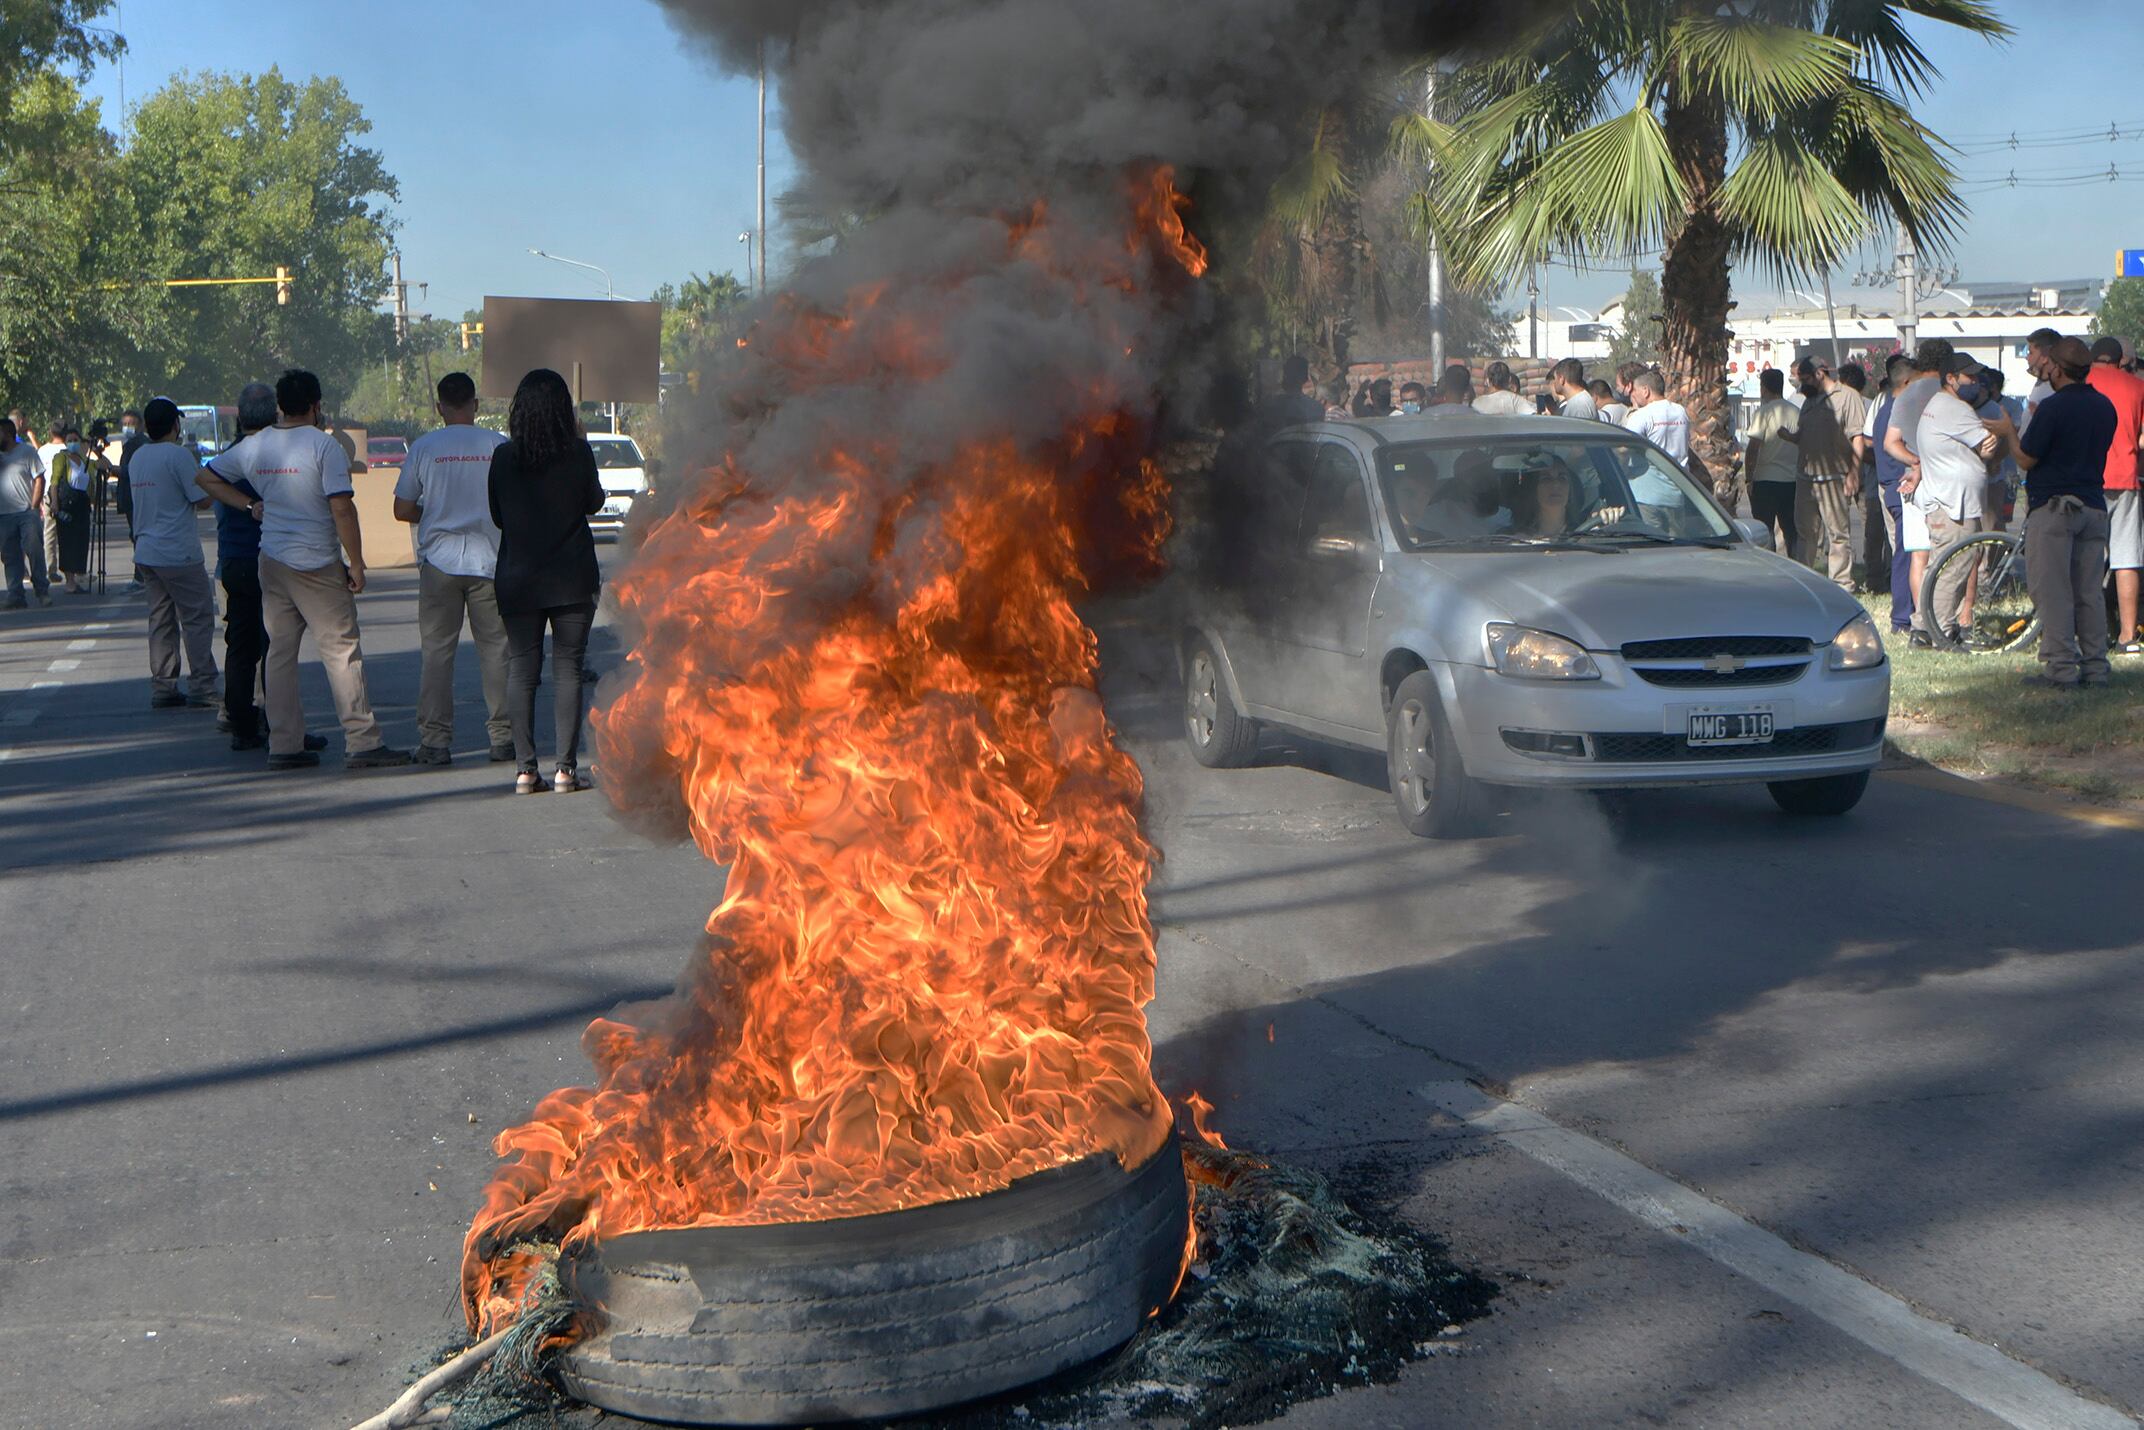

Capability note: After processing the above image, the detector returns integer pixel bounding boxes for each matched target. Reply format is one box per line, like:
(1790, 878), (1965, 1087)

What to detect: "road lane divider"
(1417, 1081), (2137, 1430)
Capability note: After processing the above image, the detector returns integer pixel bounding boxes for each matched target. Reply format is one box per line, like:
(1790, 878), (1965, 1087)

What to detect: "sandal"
(514, 770), (547, 794)
(2113, 640), (2144, 656)
(553, 765), (590, 793)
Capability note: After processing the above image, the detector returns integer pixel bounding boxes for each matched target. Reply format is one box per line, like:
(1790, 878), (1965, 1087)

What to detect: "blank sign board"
(480, 296), (662, 403)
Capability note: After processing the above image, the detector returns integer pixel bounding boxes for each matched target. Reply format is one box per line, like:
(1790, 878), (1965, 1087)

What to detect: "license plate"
(1688, 711), (1775, 747)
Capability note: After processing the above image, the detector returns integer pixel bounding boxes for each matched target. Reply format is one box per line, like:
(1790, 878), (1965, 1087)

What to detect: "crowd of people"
(0, 367), (611, 785)
(1264, 337), (2142, 688)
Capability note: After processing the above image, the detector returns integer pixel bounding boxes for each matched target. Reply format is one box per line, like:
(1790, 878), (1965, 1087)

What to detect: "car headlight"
(1827, 612), (1887, 671)
(1484, 624), (1600, 680)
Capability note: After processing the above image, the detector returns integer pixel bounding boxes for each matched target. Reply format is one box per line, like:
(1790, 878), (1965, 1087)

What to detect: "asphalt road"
(2, 546), (2140, 1429)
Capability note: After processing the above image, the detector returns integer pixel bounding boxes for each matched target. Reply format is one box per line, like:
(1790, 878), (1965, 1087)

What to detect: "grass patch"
(1857, 593), (2144, 801)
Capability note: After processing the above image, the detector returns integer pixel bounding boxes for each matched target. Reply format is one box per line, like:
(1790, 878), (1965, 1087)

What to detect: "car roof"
(1277, 413), (1629, 446)
(587, 433), (642, 445)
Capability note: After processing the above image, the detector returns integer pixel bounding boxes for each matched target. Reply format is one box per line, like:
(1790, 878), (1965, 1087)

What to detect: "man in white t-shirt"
(129, 398), (221, 709)
(0, 416), (51, 607)
(199, 369), (408, 771)
(1742, 368), (1800, 553)
(1473, 361), (1534, 416)
(36, 430), (67, 583)
(1621, 368), (1692, 512)
(395, 372), (513, 766)
(1912, 356), (2003, 640)
(1549, 358), (1596, 420)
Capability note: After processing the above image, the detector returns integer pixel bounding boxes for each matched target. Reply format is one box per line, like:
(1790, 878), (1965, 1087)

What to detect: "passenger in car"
(1421, 452), (1511, 538)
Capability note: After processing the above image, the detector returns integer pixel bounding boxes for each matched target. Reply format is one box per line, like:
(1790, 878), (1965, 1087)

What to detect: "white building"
(1722, 279), (2104, 397)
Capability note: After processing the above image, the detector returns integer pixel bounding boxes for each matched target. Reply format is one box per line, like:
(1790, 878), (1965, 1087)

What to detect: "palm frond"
(1819, 0), (2010, 96)
(1716, 127), (1873, 279)
(1441, 103), (1684, 288)
(1815, 77), (1969, 250)
(1265, 111), (1353, 231)
(1665, 15), (1857, 111)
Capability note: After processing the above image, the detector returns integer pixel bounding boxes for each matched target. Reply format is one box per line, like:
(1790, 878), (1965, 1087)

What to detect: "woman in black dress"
(488, 369), (605, 794)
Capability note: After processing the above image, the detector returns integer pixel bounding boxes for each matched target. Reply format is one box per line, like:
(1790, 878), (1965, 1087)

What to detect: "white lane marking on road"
(83, 622), (111, 632)
(1418, 1082), (2137, 1430)
(30, 680), (60, 690)
(45, 659), (80, 672)
(66, 639), (96, 651)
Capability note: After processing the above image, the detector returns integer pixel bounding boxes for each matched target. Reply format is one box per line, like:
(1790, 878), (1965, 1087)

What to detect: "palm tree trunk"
(1659, 81), (1735, 507)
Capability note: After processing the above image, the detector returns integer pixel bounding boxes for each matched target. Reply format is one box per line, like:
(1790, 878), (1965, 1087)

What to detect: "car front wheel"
(1767, 770), (1870, 817)
(1386, 671), (1478, 838)
(1183, 637), (1259, 769)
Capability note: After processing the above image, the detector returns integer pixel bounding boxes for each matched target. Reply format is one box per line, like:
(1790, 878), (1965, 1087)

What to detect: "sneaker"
(266, 750), (322, 770)
(2113, 640), (2144, 656)
(411, 744), (454, 767)
(183, 692), (216, 709)
(488, 742), (517, 764)
(302, 733), (328, 752)
(1907, 630), (1936, 650)
(216, 711), (234, 732)
(36, 594), (51, 608)
(514, 770), (547, 795)
(553, 764), (590, 793)
(345, 745), (412, 770)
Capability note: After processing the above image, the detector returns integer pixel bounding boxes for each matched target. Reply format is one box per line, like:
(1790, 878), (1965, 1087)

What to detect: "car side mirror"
(1731, 517), (1773, 550)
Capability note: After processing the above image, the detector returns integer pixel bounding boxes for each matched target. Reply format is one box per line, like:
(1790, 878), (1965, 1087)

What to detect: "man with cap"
(1910, 355), (2003, 642)
(2084, 336), (2144, 652)
(1793, 356), (1866, 591)
(1988, 336), (2118, 687)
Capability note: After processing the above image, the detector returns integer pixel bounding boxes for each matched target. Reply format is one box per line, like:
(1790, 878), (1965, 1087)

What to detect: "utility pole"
(1423, 67), (1444, 374)
(756, 44), (769, 297)
(1822, 271), (1843, 369)
(1527, 266), (1541, 360)
(392, 252), (409, 347)
(1895, 225), (1919, 357)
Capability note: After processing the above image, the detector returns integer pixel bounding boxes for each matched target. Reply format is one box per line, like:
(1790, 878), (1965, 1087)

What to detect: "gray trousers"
(139, 561), (220, 698)
(2025, 498), (2112, 684)
(0, 510), (46, 600)
(416, 563), (512, 750)
(1914, 509), (1984, 636)
(260, 554), (384, 755)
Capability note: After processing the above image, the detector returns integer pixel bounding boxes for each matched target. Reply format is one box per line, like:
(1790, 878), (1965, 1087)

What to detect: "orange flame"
(462, 168), (1207, 1333)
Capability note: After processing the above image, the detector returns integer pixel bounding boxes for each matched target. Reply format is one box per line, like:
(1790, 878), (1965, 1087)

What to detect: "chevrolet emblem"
(1702, 653), (1747, 675)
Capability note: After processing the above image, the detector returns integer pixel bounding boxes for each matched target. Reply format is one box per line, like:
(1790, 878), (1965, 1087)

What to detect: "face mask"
(66, 441), (82, 456)
(1957, 382), (1986, 408)
(1400, 401), (1422, 415)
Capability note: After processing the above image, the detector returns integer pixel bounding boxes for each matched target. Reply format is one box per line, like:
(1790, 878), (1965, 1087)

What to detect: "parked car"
(366, 436), (409, 471)
(1179, 413), (1890, 836)
(586, 433), (650, 537)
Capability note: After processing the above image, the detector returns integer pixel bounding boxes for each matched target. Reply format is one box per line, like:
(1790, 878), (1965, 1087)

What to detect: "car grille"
(1591, 719), (1885, 764)
(1621, 635), (1816, 690)
(1621, 636), (1813, 660)
(1633, 664), (1807, 689)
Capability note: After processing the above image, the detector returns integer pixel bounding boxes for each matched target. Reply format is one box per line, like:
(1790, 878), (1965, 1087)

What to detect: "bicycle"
(1921, 526), (2039, 654)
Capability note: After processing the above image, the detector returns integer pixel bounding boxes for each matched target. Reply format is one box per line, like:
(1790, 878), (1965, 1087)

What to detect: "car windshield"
(180, 410), (224, 449)
(588, 438), (644, 469)
(1377, 436), (1734, 550)
(368, 438), (406, 456)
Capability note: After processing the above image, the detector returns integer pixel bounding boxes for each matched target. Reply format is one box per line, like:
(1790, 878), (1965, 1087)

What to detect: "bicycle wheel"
(1921, 531), (2038, 654)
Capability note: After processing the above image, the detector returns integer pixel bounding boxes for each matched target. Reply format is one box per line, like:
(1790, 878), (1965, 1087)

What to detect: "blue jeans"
(0, 510), (48, 602)
(1881, 484), (1912, 630)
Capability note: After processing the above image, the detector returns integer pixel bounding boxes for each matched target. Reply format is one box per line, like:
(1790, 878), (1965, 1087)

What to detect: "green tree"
(0, 0), (120, 157)
(0, 72), (151, 419)
(654, 270), (747, 374)
(1608, 268), (1664, 369)
(1415, 1), (2008, 495)
(120, 68), (398, 404)
(2091, 277), (2144, 345)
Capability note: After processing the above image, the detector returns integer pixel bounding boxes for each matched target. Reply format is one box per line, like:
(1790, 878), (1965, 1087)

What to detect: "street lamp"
(738, 231), (755, 292)
(528, 248), (619, 431)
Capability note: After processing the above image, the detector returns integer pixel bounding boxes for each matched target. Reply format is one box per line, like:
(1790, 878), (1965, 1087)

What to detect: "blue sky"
(80, 0), (793, 320)
(75, 1), (2144, 322)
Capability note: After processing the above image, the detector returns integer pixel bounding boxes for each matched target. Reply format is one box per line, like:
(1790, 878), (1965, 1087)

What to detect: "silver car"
(1180, 413), (1890, 836)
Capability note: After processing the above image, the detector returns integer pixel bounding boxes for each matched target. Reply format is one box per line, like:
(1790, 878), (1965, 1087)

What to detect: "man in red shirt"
(2086, 337), (2144, 651)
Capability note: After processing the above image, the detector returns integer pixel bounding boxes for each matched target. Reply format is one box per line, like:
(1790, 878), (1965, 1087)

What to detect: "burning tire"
(558, 1138), (1190, 1426)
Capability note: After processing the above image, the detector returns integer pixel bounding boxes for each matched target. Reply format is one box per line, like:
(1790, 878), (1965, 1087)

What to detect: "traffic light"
(459, 321), (485, 352)
(274, 265), (291, 306)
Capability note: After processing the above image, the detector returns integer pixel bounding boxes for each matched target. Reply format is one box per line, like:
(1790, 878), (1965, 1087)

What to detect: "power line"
(1944, 119), (2144, 145)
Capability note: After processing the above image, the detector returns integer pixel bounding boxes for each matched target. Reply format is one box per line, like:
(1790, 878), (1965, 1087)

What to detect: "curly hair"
(507, 368), (582, 469)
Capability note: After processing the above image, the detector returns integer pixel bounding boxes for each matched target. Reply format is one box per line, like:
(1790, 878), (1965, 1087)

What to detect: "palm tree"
(1410, 0), (2008, 495)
